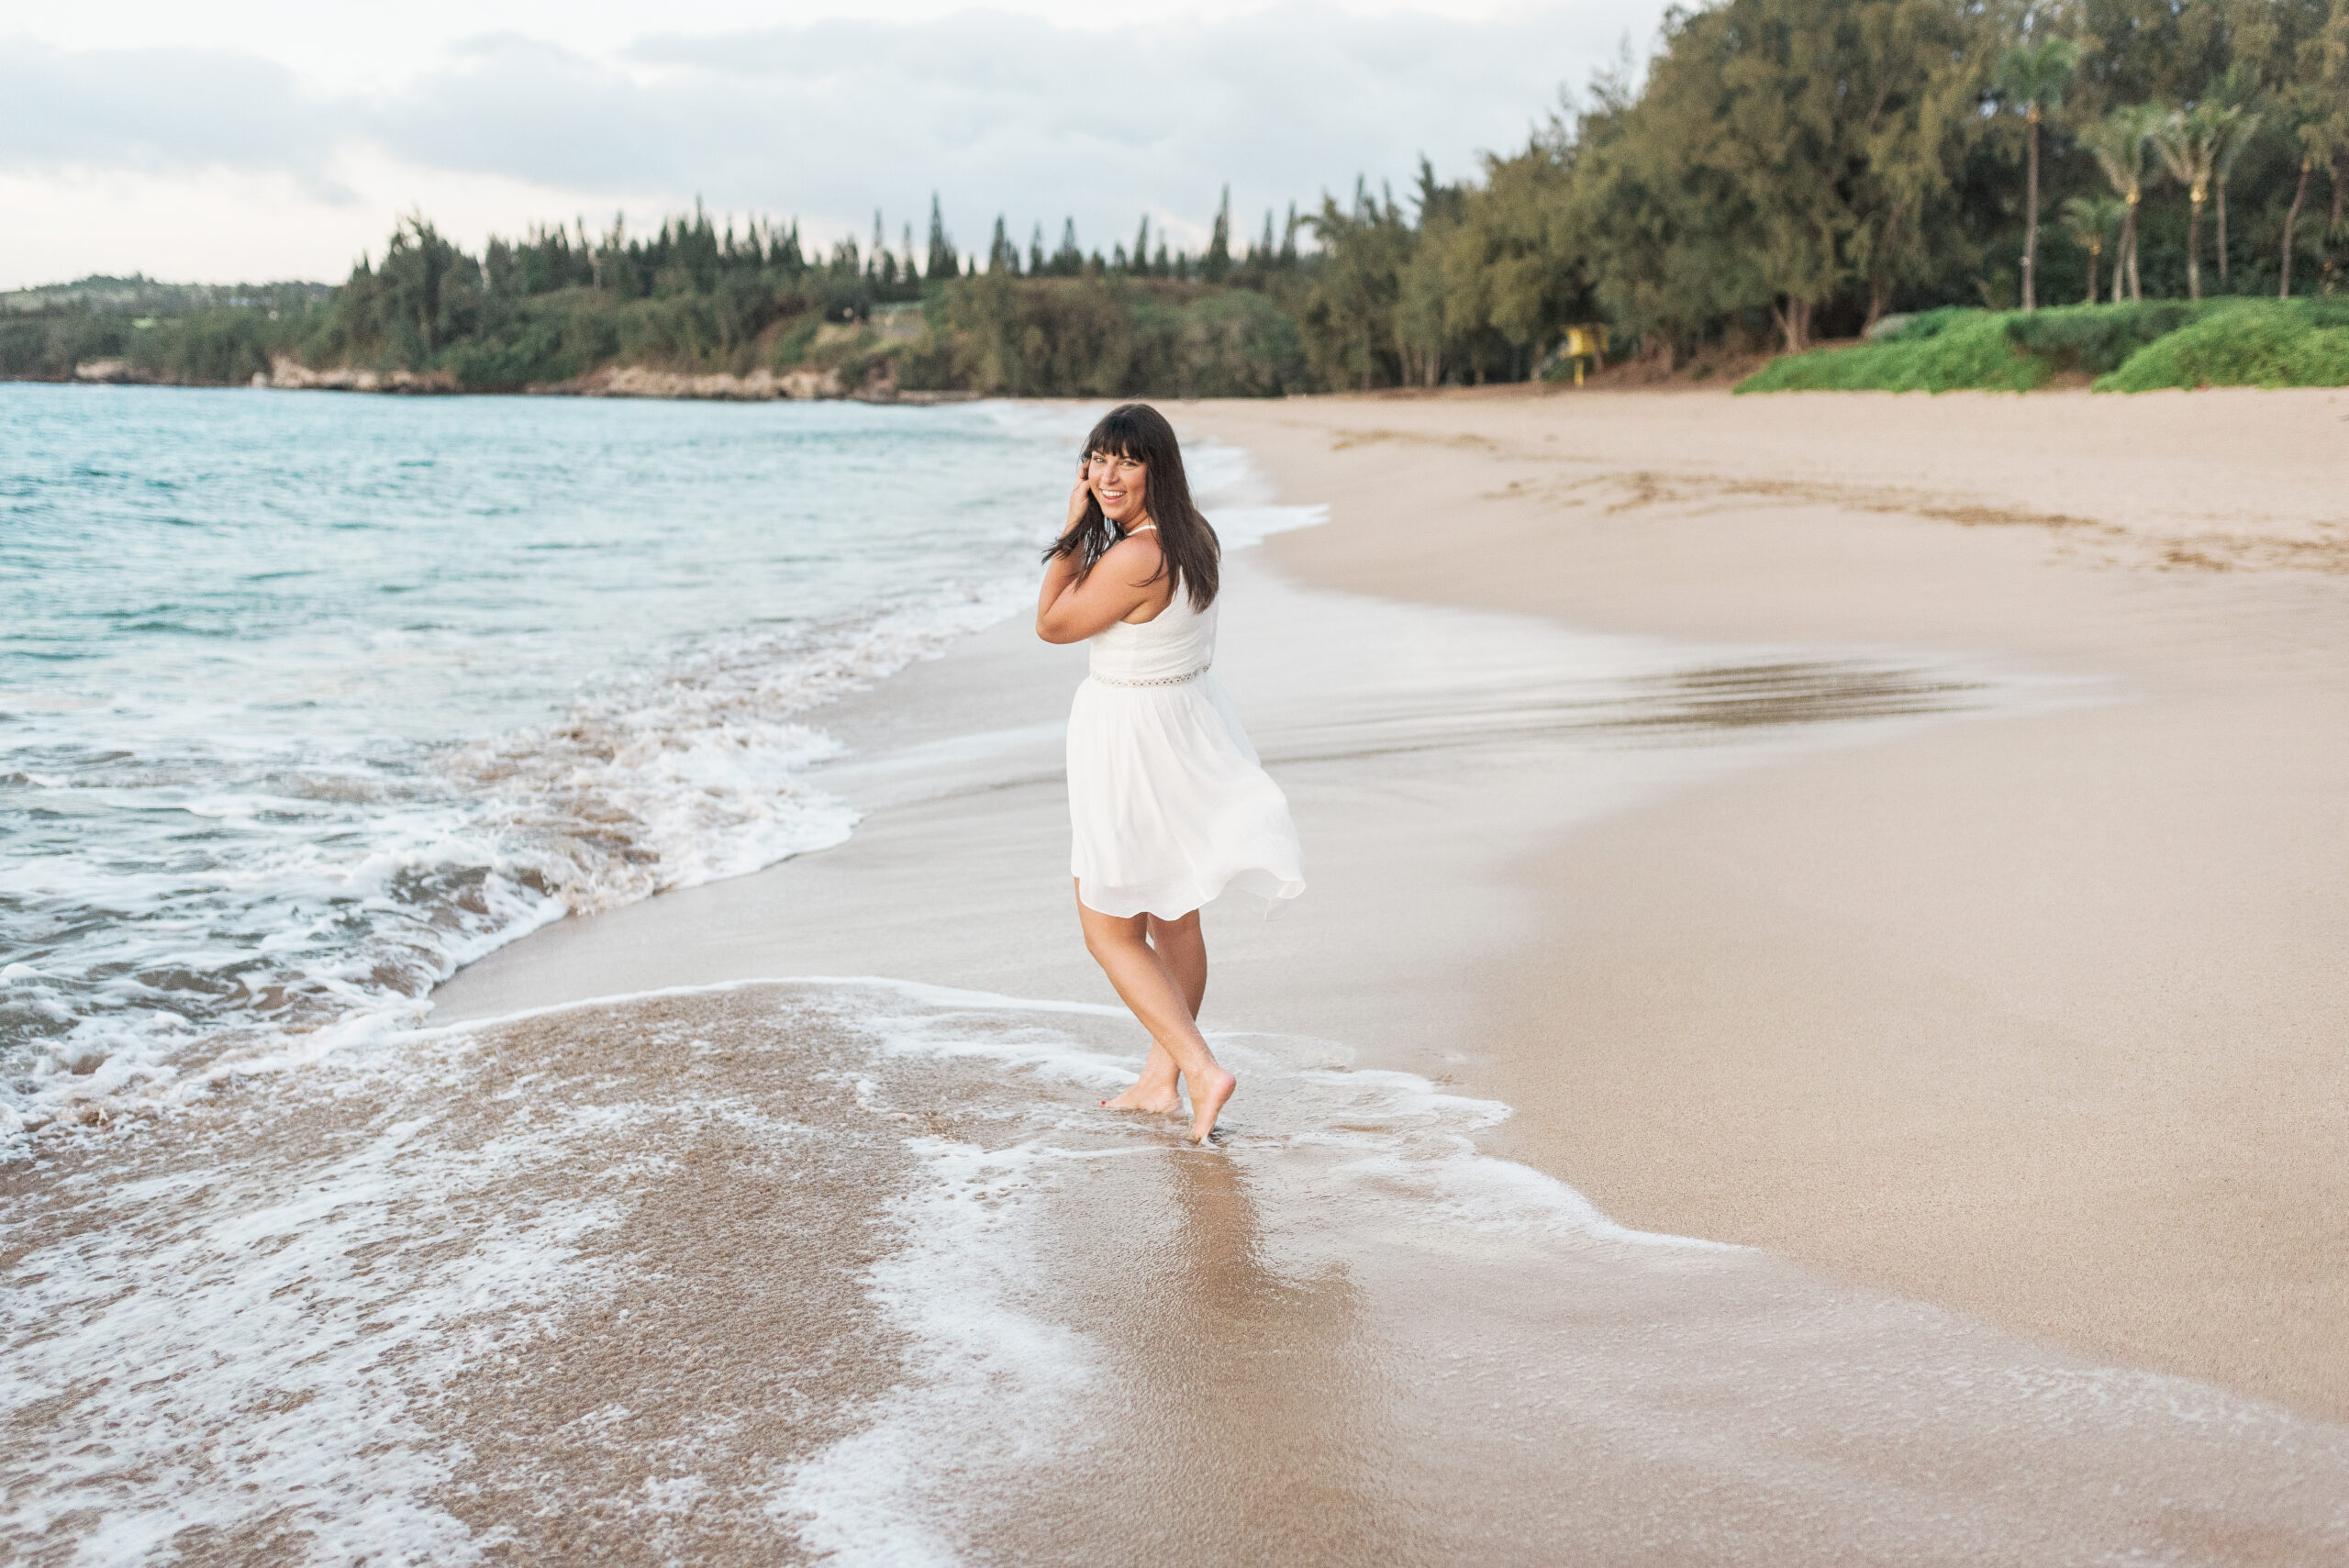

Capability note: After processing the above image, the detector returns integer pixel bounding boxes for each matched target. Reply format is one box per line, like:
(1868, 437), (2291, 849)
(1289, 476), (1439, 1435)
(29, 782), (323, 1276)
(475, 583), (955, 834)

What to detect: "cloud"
(0, 39), (352, 198)
(367, 6), (1634, 250)
(1, 4), (1667, 280)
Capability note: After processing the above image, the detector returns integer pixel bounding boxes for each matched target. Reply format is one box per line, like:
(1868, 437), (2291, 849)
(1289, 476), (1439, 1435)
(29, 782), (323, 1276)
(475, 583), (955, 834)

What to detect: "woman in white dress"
(1036, 403), (1305, 1143)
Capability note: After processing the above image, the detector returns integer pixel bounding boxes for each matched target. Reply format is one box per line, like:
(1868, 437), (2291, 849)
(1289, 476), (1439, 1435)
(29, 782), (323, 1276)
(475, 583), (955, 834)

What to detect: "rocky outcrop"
(874, 387), (984, 405)
(548, 364), (833, 401)
(538, 362), (975, 404)
(138, 354), (986, 403)
(259, 357), (458, 393)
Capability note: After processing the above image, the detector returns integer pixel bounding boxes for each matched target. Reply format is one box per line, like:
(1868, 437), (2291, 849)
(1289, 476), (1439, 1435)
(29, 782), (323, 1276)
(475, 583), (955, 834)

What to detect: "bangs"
(1084, 408), (1152, 461)
(1051, 399), (1217, 611)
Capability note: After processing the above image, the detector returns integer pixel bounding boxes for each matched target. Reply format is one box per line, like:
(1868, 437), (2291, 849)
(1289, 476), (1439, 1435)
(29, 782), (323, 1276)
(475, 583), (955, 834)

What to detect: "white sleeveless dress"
(1067, 579), (1306, 919)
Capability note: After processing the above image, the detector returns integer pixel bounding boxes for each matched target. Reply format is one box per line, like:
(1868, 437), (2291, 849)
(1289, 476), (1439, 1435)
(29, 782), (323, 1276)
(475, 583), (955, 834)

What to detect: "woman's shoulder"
(1104, 530), (1165, 577)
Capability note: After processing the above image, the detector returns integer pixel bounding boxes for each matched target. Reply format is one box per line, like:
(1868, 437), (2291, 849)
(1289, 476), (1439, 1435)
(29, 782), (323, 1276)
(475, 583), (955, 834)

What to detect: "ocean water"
(0, 385), (1102, 1131)
(13, 979), (2347, 1562)
(9, 384), (2347, 1564)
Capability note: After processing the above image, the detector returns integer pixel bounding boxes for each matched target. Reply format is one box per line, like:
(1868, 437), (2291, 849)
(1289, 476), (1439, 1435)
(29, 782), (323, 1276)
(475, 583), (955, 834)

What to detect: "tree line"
(1310, 0), (2348, 382)
(6, 0), (2344, 395)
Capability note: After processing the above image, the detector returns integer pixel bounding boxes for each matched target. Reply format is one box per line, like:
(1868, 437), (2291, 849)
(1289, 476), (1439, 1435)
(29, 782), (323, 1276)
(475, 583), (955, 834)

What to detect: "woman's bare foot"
(1103, 1081), (1180, 1114)
(1186, 1070), (1237, 1143)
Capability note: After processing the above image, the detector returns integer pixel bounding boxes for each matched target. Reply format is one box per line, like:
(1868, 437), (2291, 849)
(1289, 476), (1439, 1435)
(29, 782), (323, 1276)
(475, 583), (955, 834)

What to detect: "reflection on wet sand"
(17, 980), (2348, 1563)
(986, 1140), (1419, 1563)
(1261, 654), (2016, 771)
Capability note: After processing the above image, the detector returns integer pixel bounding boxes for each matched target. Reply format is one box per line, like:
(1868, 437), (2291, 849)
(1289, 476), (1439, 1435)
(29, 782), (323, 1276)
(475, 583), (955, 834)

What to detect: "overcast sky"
(0, 1), (1673, 289)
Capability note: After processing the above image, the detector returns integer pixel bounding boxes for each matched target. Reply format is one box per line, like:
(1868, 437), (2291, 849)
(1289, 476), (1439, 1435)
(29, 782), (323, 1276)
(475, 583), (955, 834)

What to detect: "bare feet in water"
(1101, 1070), (1235, 1140)
(1101, 1081), (1180, 1115)
(1187, 1069), (1236, 1144)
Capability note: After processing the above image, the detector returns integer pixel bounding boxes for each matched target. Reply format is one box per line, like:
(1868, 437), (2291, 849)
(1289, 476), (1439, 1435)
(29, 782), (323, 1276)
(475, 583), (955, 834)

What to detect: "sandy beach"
(1180, 388), (2349, 1421)
(12, 386), (2349, 1562)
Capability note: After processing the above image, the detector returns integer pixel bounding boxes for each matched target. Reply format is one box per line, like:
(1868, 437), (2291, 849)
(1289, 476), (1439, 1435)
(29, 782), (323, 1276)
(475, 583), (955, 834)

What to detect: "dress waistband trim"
(1088, 662), (1210, 689)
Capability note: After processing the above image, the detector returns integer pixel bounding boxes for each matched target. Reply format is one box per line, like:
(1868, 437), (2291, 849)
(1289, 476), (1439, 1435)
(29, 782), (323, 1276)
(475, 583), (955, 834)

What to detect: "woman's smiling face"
(1087, 449), (1148, 528)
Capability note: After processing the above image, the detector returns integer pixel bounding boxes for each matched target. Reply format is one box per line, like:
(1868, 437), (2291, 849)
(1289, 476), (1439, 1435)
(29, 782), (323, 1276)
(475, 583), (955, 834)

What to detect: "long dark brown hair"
(1041, 403), (1219, 612)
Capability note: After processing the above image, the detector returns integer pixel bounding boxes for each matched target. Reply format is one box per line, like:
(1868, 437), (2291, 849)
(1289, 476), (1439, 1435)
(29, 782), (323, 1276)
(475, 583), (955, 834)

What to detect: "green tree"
(1565, 0), (1987, 353)
(1431, 142), (1581, 380)
(1306, 179), (1415, 387)
(2060, 193), (2126, 300)
(2152, 100), (2240, 296)
(1395, 161), (1458, 384)
(2206, 66), (2264, 285)
(2287, 0), (2349, 295)
(926, 196), (958, 282)
(2082, 105), (2159, 298)
(2275, 89), (2332, 294)
(1562, 60), (1765, 365)
(377, 214), (478, 360)
(2275, 2), (2349, 297)
(1204, 186), (1233, 284)
(1996, 35), (2082, 309)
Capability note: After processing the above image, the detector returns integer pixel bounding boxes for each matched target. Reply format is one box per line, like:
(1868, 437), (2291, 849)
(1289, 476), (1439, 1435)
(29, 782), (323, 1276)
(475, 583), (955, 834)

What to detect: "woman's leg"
(1078, 888), (1235, 1141)
(1103, 908), (1207, 1115)
(1145, 908), (1207, 1017)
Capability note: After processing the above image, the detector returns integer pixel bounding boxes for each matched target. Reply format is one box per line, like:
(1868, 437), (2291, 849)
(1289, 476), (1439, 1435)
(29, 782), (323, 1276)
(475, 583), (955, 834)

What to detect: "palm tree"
(2152, 103), (2238, 300)
(2082, 107), (2157, 301)
(2211, 107), (2260, 287)
(2275, 88), (2340, 299)
(1995, 36), (2082, 311)
(2207, 69), (2262, 288)
(2060, 195), (2126, 303)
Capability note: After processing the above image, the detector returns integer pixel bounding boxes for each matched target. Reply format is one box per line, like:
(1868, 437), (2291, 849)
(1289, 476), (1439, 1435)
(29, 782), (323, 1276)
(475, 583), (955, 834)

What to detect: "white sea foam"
(1, 406), (1324, 1140)
(769, 1130), (1104, 1565)
(774, 981), (2349, 1562)
(0, 1034), (649, 1563)
(1, 593), (963, 1133)
(13, 975), (2348, 1563)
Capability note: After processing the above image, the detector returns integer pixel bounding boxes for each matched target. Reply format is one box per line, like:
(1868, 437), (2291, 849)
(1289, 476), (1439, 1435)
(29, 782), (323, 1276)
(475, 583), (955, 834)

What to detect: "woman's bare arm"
(1037, 463), (1169, 643)
(1037, 536), (1165, 643)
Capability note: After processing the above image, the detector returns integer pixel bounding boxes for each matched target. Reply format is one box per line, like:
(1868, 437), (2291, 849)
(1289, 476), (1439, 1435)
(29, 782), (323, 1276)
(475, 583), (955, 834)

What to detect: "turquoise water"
(0, 384), (1080, 1129)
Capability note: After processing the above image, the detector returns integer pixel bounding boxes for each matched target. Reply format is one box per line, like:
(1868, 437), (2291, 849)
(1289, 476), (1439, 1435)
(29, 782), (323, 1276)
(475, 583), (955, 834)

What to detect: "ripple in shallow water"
(0, 388), (1087, 1131)
(11, 979), (2343, 1564)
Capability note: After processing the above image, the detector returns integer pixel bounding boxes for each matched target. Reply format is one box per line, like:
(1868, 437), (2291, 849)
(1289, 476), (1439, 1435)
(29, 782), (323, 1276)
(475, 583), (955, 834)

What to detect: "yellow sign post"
(1559, 324), (1610, 386)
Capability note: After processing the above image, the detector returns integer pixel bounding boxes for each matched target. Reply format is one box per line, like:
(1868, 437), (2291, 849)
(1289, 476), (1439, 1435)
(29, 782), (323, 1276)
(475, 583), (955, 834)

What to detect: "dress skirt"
(1067, 672), (1306, 920)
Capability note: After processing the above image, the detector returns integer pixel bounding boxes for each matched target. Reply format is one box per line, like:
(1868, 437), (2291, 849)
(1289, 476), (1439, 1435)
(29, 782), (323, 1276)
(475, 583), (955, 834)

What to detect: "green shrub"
(1737, 313), (2048, 393)
(2095, 302), (2349, 391)
(1869, 306), (1984, 344)
(768, 314), (822, 369)
(2002, 301), (2209, 374)
(0, 306), (317, 382)
(1741, 298), (2349, 395)
(941, 275), (1309, 398)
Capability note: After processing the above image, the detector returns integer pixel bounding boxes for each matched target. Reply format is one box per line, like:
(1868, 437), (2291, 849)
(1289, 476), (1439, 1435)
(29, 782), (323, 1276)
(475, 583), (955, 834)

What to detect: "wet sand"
(15, 389), (2349, 1563)
(27, 968), (2349, 1563)
(1185, 387), (2349, 1419)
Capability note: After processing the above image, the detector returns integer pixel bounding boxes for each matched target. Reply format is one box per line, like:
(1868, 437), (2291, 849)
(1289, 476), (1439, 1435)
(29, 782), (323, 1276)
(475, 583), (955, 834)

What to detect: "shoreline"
(16, 391), (2349, 1559)
(17, 364), (983, 403)
(1183, 386), (2349, 1418)
(417, 382), (2349, 1420)
(23, 361), (2347, 404)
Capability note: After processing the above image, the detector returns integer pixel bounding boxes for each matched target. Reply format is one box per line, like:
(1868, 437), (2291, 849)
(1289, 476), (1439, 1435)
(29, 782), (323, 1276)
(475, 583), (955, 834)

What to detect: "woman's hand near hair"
(1038, 458), (1092, 634)
(1037, 538), (1085, 636)
(1037, 533), (1164, 644)
(1063, 459), (1095, 540)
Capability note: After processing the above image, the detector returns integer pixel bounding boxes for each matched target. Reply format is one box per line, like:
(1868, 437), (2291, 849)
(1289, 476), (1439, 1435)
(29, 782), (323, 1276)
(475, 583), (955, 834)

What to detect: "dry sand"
(1184, 386), (2349, 1419)
(34, 385), (2344, 1562)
